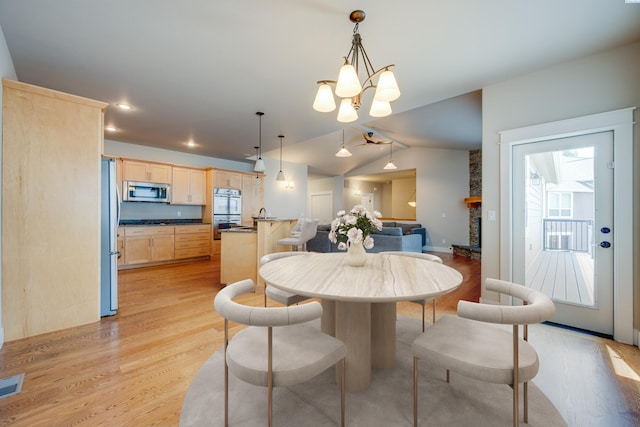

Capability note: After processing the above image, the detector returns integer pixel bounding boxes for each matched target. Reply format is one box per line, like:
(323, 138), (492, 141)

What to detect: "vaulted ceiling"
(1, 1), (638, 176)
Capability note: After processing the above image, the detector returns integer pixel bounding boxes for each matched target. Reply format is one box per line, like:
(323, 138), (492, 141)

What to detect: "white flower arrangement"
(328, 205), (383, 250)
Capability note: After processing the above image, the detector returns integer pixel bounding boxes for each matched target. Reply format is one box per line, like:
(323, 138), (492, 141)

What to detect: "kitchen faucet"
(258, 207), (266, 219)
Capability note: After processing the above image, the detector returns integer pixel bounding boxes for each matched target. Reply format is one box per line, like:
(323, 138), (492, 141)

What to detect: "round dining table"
(259, 251), (463, 392)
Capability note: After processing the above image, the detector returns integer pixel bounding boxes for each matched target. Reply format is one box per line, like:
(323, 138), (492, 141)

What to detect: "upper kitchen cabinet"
(172, 166), (206, 205)
(2, 78), (107, 341)
(214, 169), (243, 190)
(123, 159), (171, 184)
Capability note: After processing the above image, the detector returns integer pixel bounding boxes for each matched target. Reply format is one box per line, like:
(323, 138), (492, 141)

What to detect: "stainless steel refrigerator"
(100, 158), (120, 316)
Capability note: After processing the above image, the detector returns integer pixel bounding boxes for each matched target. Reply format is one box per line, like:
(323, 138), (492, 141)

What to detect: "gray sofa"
(307, 223), (424, 253)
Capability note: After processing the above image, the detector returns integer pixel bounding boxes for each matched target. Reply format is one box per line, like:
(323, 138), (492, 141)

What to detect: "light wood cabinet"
(214, 169), (243, 189)
(124, 226), (175, 265)
(2, 79), (107, 340)
(123, 159), (171, 184)
(172, 167), (206, 205)
(242, 173), (264, 226)
(221, 231), (257, 284)
(117, 226), (125, 267)
(174, 225), (211, 259)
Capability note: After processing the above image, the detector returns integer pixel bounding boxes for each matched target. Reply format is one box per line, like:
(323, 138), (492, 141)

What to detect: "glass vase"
(345, 241), (367, 267)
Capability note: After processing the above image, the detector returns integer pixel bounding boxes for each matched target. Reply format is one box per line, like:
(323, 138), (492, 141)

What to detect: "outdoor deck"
(526, 250), (594, 306)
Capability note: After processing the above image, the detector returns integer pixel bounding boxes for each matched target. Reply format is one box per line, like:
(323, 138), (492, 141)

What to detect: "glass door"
(512, 132), (614, 335)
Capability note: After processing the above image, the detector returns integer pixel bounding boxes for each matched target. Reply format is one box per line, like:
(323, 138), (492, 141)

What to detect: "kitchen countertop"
(220, 227), (257, 233)
(252, 217), (297, 222)
(119, 219), (206, 226)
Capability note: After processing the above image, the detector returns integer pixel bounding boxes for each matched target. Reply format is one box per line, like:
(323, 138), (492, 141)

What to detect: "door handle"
(599, 241), (611, 248)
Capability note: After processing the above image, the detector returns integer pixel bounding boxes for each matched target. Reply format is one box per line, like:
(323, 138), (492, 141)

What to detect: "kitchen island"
(219, 218), (297, 286)
(220, 227), (258, 284)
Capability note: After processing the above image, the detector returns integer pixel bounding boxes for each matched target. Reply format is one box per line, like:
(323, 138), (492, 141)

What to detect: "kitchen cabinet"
(2, 78), (107, 340)
(172, 167), (206, 205)
(214, 169), (243, 189)
(123, 159), (171, 184)
(174, 225), (211, 259)
(117, 226), (125, 267)
(124, 226), (175, 265)
(242, 173), (264, 226)
(220, 230), (257, 284)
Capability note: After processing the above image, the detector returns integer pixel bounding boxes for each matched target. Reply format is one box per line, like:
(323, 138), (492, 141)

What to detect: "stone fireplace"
(453, 149), (481, 260)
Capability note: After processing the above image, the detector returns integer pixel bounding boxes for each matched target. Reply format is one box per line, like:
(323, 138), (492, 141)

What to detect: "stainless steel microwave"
(123, 181), (171, 203)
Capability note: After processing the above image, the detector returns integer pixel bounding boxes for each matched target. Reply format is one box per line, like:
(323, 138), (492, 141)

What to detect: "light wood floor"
(0, 254), (638, 426)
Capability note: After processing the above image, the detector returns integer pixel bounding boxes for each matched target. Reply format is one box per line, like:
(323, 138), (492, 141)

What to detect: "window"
(547, 192), (572, 218)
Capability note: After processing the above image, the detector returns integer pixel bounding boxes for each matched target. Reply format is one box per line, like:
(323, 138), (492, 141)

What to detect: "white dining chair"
(381, 251), (443, 331)
(276, 218), (319, 251)
(259, 251), (309, 307)
(412, 278), (555, 427)
(214, 279), (346, 427)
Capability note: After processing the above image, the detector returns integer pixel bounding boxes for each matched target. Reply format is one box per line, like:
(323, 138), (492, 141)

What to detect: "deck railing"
(543, 219), (593, 253)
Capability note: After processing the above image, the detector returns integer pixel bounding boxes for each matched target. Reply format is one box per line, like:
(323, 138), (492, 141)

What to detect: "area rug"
(180, 316), (567, 426)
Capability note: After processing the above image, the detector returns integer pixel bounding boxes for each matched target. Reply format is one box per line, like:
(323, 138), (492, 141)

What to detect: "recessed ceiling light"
(184, 140), (197, 148)
(115, 103), (133, 111)
(105, 125), (118, 132)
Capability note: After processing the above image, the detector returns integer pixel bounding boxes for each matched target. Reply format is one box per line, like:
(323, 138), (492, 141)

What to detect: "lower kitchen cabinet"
(117, 226), (125, 267)
(121, 224), (210, 268)
(123, 226), (175, 265)
(174, 225), (211, 259)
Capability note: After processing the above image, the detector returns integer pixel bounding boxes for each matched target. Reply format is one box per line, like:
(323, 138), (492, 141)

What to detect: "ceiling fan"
(359, 131), (392, 146)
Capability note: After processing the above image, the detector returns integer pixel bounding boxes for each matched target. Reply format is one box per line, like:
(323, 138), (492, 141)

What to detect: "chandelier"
(312, 10), (400, 123)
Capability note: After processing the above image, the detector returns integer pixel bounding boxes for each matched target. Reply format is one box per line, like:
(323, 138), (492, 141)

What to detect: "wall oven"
(213, 188), (242, 239)
(123, 181), (171, 203)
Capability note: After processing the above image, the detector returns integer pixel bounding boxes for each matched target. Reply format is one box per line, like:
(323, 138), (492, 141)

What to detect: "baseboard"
(635, 328), (639, 349)
(422, 245), (453, 253)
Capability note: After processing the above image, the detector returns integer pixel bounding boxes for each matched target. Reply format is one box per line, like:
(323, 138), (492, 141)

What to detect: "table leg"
(335, 301), (371, 392)
(371, 302), (396, 369)
(320, 300), (335, 336)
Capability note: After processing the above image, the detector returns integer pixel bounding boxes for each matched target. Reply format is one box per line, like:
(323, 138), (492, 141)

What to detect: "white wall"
(261, 156), (308, 219)
(482, 41), (640, 331)
(347, 147), (470, 252)
(0, 23), (18, 347)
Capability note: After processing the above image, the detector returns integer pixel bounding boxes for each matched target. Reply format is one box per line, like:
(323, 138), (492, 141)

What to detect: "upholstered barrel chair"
(412, 278), (555, 427)
(214, 279), (347, 426)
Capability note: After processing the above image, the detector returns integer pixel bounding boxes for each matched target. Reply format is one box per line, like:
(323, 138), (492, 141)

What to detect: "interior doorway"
(309, 191), (333, 224)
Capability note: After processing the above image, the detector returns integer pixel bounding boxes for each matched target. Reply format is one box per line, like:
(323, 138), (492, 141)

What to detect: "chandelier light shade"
(313, 83), (336, 112)
(384, 142), (397, 170)
(312, 10), (400, 123)
(335, 62), (362, 98)
(369, 99), (392, 117)
(335, 129), (352, 157)
(276, 134), (286, 181)
(374, 70), (401, 102)
(254, 112), (266, 172)
(337, 98), (358, 123)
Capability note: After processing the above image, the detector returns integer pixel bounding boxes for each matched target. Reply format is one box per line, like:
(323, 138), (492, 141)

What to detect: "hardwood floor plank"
(0, 254), (637, 426)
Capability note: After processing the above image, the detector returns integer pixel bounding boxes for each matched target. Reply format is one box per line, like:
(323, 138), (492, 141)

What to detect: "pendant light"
(276, 134), (286, 181)
(254, 112), (266, 172)
(384, 142), (397, 170)
(407, 189), (416, 207)
(335, 129), (352, 157)
(253, 147), (262, 184)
